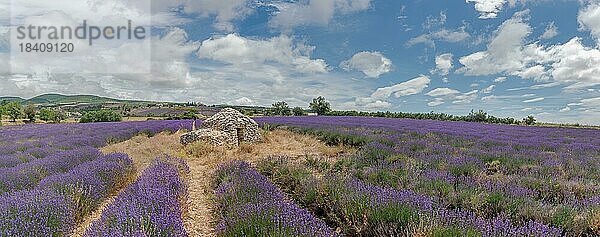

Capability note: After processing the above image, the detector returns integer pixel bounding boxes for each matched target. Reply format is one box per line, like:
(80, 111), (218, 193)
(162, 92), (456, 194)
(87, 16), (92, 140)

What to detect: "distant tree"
(80, 110), (122, 123)
(309, 96), (331, 115)
(523, 115), (536, 125)
(293, 107), (307, 116)
(467, 109), (488, 123)
(3, 102), (23, 122)
(166, 110), (199, 120)
(181, 110), (199, 119)
(272, 101), (292, 116)
(24, 104), (37, 123)
(39, 108), (66, 123)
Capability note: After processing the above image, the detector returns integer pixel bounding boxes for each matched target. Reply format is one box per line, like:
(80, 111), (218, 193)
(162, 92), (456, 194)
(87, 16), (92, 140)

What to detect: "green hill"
(0, 97), (25, 103)
(1, 94), (153, 105)
(28, 94), (124, 105)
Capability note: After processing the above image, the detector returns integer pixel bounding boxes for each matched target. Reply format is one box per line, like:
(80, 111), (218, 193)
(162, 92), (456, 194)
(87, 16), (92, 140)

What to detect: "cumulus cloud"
(549, 38), (600, 90)
(458, 9), (600, 91)
(269, 0), (371, 30)
(371, 75), (431, 99)
(540, 22), (559, 40)
(197, 34), (329, 74)
(466, 0), (507, 19)
(432, 53), (454, 76)
(578, 1), (600, 42)
(457, 10), (534, 76)
(340, 51), (393, 78)
(232, 97), (254, 106)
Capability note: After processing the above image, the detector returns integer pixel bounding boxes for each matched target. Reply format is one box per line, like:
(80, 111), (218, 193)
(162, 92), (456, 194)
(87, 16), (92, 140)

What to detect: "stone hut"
(180, 108), (262, 147)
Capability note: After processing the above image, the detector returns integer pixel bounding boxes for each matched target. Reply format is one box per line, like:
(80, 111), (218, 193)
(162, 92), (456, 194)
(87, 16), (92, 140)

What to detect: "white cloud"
(466, 0), (507, 19)
(353, 97), (392, 109)
(540, 21), (559, 40)
(458, 10), (534, 76)
(458, 9), (600, 91)
(340, 51), (393, 78)
(269, 0), (371, 30)
(426, 87), (479, 105)
(407, 28), (470, 47)
(432, 53), (454, 76)
(371, 75), (431, 99)
(564, 97), (600, 120)
(548, 38), (600, 90)
(183, 0), (252, 32)
(197, 34), (329, 74)
(578, 1), (600, 42)
(452, 90), (479, 104)
(580, 97), (600, 108)
(495, 76), (508, 83)
(428, 98), (445, 107)
(482, 85), (496, 93)
(426, 88), (460, 97)
(233, 97), (254, 106)
(523, 97), (545, 103)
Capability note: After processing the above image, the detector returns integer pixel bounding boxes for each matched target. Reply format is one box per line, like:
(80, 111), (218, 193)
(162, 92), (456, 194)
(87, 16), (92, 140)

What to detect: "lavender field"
(0, 117), (599, 236)
(254, 117), (600, 236)
(0, 121), (192, 235)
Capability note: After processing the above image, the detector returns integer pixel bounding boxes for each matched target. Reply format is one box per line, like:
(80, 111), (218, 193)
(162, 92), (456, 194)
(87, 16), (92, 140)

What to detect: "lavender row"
(327, 177), (562, 236)
(214, 161), (337, 237)
(0, 153), (134, 236)
(0, 120), (195, 194)
(0, 120), (195, 158)
(256, 116), (600, 235)
(0, 147), (102, 195)
(85, 156), (188, 237)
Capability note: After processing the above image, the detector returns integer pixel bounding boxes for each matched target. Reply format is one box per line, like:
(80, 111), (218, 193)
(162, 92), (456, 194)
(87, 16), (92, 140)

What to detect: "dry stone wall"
(180, 108), (262, 147)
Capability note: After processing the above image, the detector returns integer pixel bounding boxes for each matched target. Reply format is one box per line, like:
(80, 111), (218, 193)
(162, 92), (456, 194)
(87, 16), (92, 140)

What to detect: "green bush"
(39, 108), (66, 123)
(79, 110), (122, 123)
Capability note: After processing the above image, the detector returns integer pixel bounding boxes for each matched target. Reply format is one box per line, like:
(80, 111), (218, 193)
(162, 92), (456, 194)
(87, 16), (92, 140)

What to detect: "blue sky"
(1, 0), (599, 124)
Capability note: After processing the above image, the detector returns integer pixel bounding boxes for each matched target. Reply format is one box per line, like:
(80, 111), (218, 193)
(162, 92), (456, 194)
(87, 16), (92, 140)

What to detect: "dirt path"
(71, 132), (184, 237)
(71, 129), (354, 236)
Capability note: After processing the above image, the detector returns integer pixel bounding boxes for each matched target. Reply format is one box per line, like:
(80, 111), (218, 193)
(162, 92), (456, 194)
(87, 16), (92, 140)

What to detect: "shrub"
(293, 107), (307, 116)
(39, 108), (66, 123)
(79, 110), (122, 123)
(309, 96), (331, 115)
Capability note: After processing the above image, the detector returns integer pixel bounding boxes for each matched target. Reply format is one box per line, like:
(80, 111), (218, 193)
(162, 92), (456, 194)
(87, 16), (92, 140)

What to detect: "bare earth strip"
(71, 132), (184, 237)
(71, 129), (354, 237)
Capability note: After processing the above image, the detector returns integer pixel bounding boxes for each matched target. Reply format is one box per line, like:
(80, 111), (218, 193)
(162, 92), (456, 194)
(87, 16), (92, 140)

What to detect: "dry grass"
(101, 132), (185, 177)
(178, 129), (354, 236)
(71, 129), (354, 237)
(181, 129), (353, 165)
(71, 132), (183, 237)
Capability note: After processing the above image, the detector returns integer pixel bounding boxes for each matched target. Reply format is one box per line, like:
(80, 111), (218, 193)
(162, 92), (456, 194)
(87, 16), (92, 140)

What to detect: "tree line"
(0, 101), (122, 125)
(0, 101), (67, 125)
(266, 96), (537, 126)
